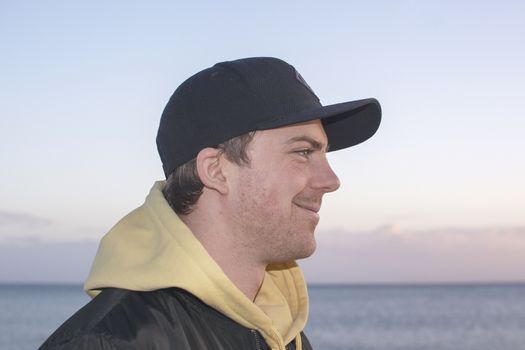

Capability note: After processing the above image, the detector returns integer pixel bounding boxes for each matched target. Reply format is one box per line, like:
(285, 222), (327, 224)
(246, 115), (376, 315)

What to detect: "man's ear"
(195, 148), (229, 195)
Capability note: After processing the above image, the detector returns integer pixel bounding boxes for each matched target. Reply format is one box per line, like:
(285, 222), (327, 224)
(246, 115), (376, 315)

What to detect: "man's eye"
(296, 149), (313, 157)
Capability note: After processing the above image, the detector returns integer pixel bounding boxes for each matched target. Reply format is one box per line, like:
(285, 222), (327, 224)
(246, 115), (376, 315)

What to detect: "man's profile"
(40, 57), (381, 349)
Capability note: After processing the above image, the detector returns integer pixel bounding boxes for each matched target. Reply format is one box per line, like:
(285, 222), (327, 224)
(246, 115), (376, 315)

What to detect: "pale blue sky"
(1, 1), (524, 282)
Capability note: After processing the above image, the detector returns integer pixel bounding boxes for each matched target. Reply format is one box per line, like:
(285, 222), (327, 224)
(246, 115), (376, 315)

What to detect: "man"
(40, 57), (381, 349)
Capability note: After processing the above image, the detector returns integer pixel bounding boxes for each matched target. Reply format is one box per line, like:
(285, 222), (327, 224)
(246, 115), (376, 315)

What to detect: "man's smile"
(293, 202), (321, 220)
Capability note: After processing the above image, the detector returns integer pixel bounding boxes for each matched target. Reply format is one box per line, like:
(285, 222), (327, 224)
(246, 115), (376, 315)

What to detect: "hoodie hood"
(85, 181), (308, 349)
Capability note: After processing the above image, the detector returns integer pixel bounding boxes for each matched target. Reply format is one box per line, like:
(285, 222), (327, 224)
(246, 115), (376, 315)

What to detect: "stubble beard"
(230, 171), (323, 263)
(240, 197), (321, 264)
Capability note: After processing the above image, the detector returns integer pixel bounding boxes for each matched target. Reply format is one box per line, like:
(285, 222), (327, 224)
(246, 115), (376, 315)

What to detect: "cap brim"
(257, 98), (381, 151)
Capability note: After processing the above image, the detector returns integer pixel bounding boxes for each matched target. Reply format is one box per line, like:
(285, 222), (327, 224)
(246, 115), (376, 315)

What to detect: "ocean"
(1, 283), (524, 350)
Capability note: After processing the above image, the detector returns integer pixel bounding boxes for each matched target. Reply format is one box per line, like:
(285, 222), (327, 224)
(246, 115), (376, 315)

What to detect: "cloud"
(0, 239), (99, 283)
(0, 209), (106, 243)
(301, 225), (525, 284)
(0, 210), (53, 242)
(0, 210), (52, 228)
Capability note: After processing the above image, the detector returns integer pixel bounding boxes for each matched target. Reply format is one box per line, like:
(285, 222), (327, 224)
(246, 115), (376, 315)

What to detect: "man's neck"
(180, 212), (266, 301)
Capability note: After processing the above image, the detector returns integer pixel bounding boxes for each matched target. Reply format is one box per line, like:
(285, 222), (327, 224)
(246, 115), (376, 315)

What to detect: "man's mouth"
(294, 203), (320, 213)
(293, 202), (321, 220)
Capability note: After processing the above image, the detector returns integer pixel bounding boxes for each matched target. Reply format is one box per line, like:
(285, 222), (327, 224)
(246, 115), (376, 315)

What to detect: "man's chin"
(294, 239), (317, 260)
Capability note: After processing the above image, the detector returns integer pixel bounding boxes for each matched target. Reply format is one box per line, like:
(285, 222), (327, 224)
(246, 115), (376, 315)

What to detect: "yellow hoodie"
(84, 181), (309, 350)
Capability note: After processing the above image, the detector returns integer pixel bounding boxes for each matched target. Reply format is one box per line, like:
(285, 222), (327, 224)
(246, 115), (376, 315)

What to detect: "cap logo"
(295, 69), (316, 97)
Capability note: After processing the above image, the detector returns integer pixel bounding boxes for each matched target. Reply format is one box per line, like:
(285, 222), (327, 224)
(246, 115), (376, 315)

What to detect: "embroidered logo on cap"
(295, 69), (318, 99)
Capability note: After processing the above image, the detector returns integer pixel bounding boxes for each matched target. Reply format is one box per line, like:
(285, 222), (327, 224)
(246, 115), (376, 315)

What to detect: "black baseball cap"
(157, 57), (381, 177)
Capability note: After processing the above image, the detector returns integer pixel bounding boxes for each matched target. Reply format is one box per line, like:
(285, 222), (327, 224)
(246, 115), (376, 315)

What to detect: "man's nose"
(312, 158), (341, 193)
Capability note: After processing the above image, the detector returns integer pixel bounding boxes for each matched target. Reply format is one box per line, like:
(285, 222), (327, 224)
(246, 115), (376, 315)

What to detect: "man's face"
(224, 119), (340, 264)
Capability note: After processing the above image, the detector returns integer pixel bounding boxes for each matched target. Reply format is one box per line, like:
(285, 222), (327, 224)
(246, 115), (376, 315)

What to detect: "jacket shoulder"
(39, 288), (254, 349)
(39, 288), (191, 349)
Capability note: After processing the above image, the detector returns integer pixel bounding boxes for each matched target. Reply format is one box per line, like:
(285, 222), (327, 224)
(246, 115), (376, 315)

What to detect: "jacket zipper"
(251, 329), (264, 350)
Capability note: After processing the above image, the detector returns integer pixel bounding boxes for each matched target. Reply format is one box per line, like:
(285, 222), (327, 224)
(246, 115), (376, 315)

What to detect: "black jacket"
(39, 287), (313, 350)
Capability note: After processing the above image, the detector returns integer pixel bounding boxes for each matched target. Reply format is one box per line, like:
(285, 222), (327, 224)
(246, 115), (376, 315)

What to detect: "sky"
(1, 0), (524, 283)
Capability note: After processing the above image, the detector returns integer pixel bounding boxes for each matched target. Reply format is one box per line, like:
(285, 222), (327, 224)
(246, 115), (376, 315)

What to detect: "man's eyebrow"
(285, 135), (330, 152)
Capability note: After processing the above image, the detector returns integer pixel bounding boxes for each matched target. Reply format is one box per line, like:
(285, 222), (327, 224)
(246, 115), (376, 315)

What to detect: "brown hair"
(163, 132), (256, 215)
